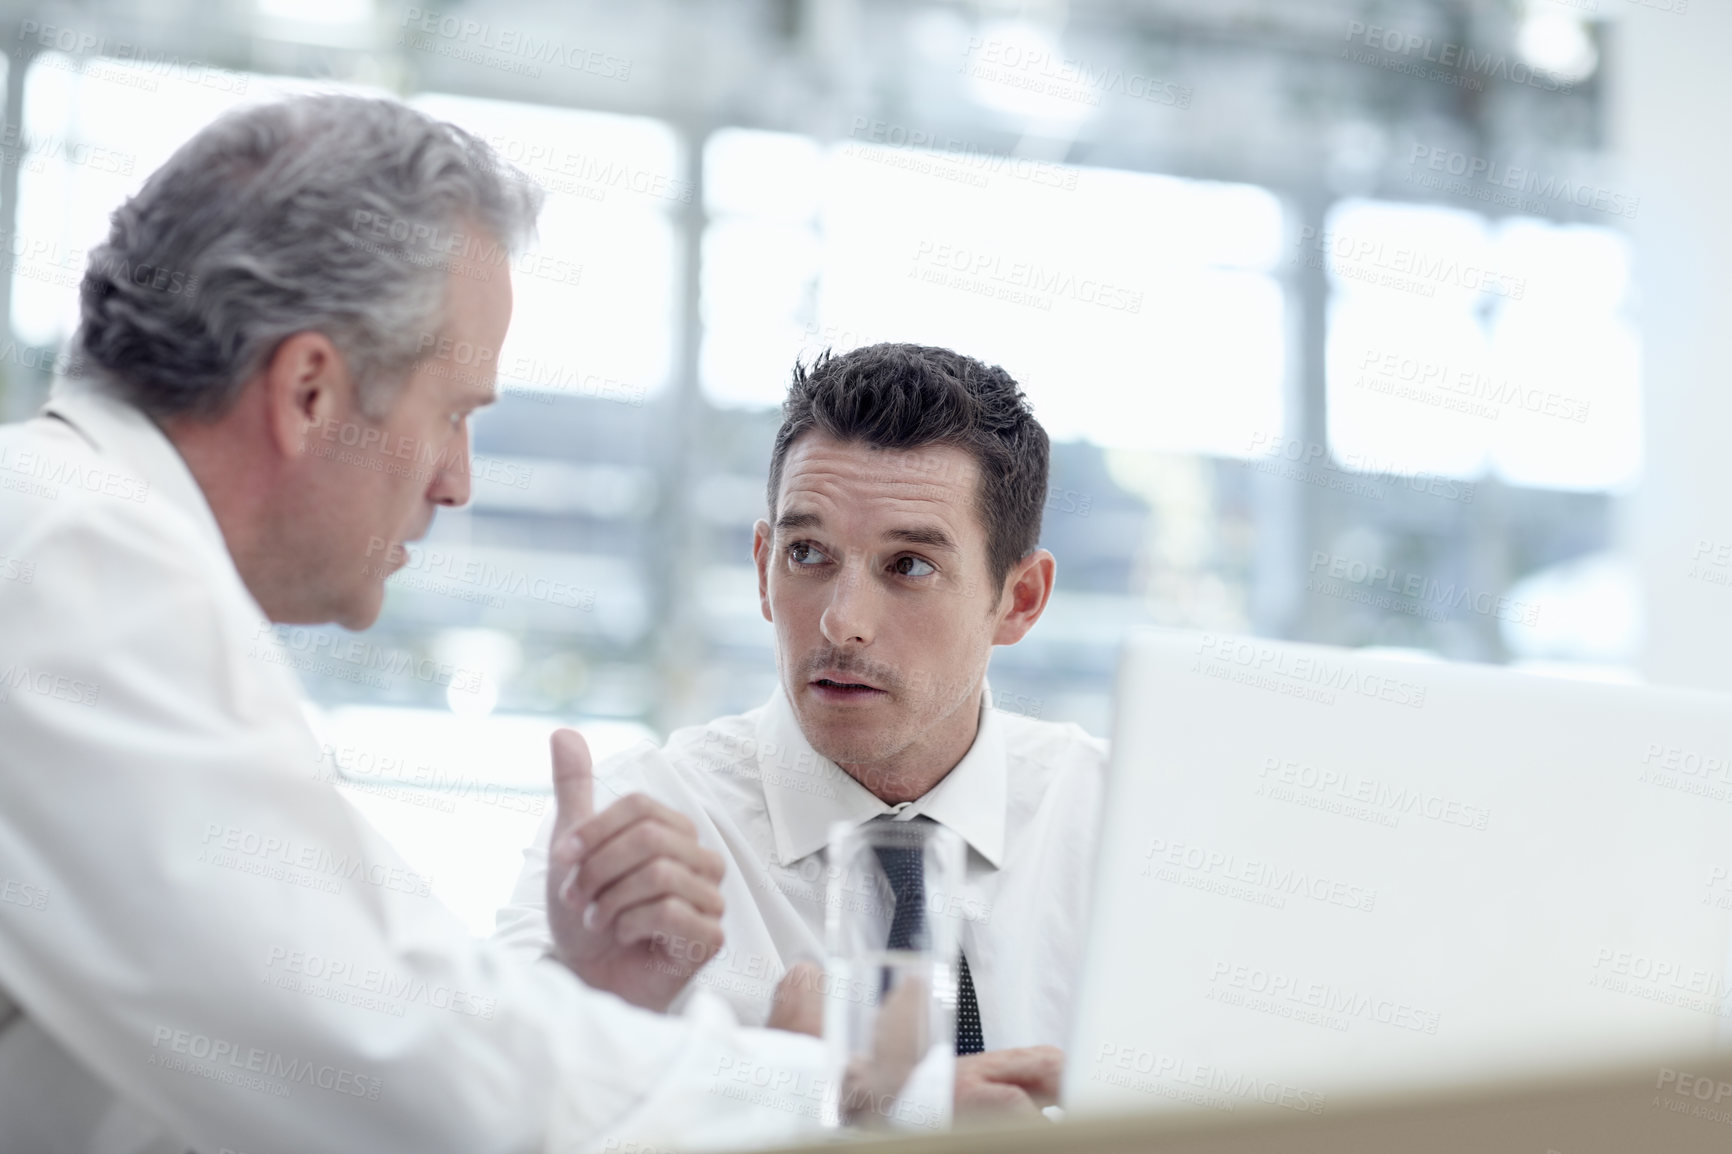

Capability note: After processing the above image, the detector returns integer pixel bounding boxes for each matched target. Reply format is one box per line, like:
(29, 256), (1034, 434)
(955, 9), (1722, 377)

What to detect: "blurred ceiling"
(0, 0), (1610, 211)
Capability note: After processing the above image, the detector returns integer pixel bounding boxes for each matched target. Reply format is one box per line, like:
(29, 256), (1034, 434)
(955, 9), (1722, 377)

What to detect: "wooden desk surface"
(765, 1050), (1732, 1154)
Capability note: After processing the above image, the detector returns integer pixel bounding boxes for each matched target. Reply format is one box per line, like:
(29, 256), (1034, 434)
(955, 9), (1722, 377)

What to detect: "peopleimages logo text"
(1342, 21), (1575, 92)
(399, 9), (631, 79)
(1408, 145), (1639, 220)
(1192, 633), (1428, 710)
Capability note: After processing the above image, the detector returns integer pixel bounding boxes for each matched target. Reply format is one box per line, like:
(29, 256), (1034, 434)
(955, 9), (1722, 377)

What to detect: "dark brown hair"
(766, 343), (1050, 589)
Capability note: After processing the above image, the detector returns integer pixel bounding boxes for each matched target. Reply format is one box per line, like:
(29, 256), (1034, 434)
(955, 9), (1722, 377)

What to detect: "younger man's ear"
(991, 549), (1055, 646)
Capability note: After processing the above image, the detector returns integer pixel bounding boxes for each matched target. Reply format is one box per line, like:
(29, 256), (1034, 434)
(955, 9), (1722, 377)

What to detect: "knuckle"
(572, 817), (607, 848)
(623, 824), (656, 857)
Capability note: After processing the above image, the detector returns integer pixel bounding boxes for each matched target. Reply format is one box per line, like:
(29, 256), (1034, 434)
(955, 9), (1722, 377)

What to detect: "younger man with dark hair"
(498, 343), (1105, 1113)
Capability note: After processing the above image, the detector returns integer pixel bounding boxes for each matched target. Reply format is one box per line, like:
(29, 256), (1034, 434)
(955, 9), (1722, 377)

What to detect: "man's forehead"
(778, 433), (977, 493)
(773, 434), (985, 550)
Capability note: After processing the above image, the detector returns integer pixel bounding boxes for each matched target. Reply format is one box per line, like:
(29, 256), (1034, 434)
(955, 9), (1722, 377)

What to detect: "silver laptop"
(1065, 629), (1732, 1117)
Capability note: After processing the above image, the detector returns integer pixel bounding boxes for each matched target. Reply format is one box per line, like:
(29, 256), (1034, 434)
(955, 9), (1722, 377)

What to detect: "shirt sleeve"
(495, 808), (560, 964)
(0, 493), (828, 1154)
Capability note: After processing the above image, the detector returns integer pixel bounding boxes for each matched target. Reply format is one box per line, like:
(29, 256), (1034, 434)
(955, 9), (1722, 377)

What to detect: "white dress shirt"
(0, 378), (829, 1154)
(496, 684), (1108, 1052)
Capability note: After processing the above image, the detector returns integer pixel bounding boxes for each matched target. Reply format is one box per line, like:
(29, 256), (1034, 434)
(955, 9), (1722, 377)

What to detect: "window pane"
(704, 126), (821, 222)
(1488, 219), (1640, 490)
(700, 217), (820, 407)
(1324, 199), (1639, 490)
(1326, 294), (1493, 479)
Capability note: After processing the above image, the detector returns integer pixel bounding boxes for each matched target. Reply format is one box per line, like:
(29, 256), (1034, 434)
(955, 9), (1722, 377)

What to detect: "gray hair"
(73, 93), (544, 420)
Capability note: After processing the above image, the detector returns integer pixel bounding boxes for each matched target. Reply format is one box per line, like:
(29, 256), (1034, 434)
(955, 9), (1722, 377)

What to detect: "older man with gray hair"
(0, 94), (833, 1154)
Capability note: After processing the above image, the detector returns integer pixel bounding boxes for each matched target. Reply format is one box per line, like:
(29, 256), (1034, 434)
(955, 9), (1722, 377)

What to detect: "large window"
(701, 127), (1287, 458)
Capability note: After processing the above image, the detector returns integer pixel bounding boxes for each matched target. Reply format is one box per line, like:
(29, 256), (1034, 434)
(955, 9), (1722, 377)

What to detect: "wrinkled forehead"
(774, 432), (983, 536)
(776, 431), (978, 503)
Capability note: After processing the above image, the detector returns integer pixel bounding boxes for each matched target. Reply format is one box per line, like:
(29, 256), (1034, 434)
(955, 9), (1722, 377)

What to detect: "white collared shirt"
(0, 378), (829, 1154)
(497, 685), (1108, 1052)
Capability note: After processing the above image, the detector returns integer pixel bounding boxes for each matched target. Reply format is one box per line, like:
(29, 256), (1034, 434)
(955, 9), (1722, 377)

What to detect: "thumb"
(550, 727), (594, 839)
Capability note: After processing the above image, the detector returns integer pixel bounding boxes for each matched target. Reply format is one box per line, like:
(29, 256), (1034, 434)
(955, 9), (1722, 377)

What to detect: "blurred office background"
(0, 0), (1718, 931)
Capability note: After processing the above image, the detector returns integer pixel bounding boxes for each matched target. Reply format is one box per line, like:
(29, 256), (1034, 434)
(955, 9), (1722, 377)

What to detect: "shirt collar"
(39, 375), (226, 554)
(754, 681), (1007, 870)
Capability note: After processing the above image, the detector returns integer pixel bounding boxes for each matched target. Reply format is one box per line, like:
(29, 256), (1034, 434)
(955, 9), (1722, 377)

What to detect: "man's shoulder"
(0, 413), (195, 561)
(995, 707), (1110, 782)
(994, 709), (1109, 840)
(996, 705), (1109, 755)
(665, 704), (770, 771)
(591, 703), (771, 804)
(0, 416), (92, 534)
(0, 413), (302, 750)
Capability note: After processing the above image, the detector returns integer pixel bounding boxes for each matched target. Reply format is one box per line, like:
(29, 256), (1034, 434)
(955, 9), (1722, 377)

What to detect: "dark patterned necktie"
(872, 831), (985, 1055)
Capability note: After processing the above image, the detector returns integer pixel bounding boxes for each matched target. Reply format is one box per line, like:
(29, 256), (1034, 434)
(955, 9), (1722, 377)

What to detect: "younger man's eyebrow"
(775, 511), (823, 532)
(886, 526), (957, 551)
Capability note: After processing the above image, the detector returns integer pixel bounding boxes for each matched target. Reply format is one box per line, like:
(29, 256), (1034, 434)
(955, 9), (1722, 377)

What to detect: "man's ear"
(990, 548), (1056, 646)
(752, 519), (773, 623)
(262, 331), (348, 460)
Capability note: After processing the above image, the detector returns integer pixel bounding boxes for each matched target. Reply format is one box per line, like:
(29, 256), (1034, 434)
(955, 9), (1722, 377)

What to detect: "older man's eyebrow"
(886, 526), (958, 552)
(775, 511), (823, 533)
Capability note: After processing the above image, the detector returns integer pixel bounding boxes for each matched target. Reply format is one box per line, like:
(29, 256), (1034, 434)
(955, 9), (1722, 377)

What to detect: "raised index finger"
(548, 728), (594, 842)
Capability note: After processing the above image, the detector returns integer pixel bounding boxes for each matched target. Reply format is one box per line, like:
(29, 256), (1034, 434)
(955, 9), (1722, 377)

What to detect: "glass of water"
(820, 817), (964, 1132)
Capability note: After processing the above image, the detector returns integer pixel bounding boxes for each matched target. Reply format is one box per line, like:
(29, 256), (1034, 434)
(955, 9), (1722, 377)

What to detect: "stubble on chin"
(801, 711), (919, 795)
(793, 698), (866, 757)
